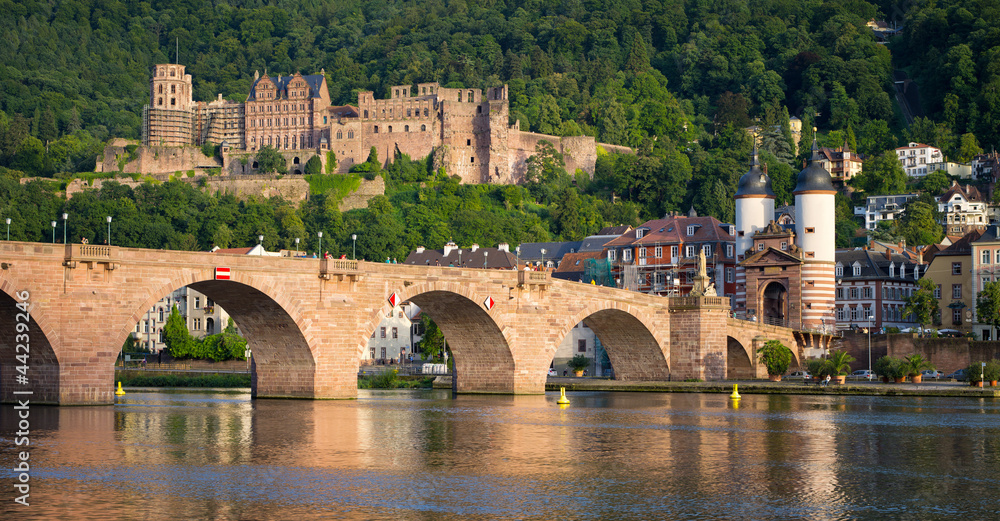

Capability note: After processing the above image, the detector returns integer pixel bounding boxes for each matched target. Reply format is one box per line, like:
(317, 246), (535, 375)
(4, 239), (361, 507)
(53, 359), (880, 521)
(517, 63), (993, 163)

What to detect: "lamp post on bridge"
(62, 212), (68, 244)
(540, 248), (547, 270)
(106, 216), (112, 245)
(351, 234), (356, 260)
(318, 231), (323, 257)
(295, 237), (300, 257)
(5, 218), (10, 241)
(515, 246), (520, 270)
(868, 314), (875, 380)
(484, 250), (488, 269)
(51, 220), (56, 243)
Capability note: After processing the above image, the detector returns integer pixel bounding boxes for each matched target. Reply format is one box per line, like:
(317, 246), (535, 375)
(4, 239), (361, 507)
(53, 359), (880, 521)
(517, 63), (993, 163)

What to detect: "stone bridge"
(0, 241), (824, 405)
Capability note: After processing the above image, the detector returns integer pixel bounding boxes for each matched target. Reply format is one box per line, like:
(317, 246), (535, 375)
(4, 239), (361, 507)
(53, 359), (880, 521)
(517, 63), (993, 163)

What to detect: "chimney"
(497, 243), (509, 252)
(416, 246), (425, 254)
(470, 244), (479, 252)
(443, 241), (457, 257)
(884, 249), (891, 260)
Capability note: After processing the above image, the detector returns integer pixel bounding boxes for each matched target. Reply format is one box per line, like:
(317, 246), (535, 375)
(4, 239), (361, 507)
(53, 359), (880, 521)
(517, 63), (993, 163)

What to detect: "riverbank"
(116, 370), (250, 388)
(429, 376), (1000, 398)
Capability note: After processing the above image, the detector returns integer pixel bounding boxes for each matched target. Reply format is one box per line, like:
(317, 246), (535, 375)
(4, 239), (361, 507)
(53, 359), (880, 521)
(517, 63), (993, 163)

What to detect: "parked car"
(937, 329), (963, 338)
(945, 369), (968, 381)
(547, 368), (557, 377)
(921, 370), (944, 379)
(789, 371), (811, 379)
(850, 370), (875, 380)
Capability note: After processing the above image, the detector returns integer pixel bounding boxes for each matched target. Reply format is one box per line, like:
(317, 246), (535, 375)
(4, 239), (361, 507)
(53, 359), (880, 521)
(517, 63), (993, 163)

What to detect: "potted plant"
(807, 359), (828, 381)
(824, 350), (856, 385)
(758, 340), (793, 382)
(986, 360), (1000, 386)
(967, 362), (985, 387)
(904, 354), (934, 384)
(890, 358), (909, 383)
(873, 356), (893, 383)
(567, 355), (590, 377)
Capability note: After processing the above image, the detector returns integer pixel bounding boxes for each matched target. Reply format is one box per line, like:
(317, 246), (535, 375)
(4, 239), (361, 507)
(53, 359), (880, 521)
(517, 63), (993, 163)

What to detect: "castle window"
(374, 126), (379, 133)
(171, 98), (175, 106)
(171, 85), (176, 94)
(407, 109), (411, 117)
(348, 130), (354, 139)
(405, 125), (409, 132)
(780, 241), (787, 250)
(364, 110), (368, 118)
(337, 131), (343, 139)
(323, 116), (327, 124)
(458, 92), (463, 102)
(477, 106), (482, 114)
(420, 125), (426, 131)
(467, 139), (471, 146)
(388, 126), (392, 133)
(422, 87), (427, 94)
(395, 89), (399, 97)
(468, 90), (474, 101)
(170, 70), (175, 77)
(471, 157), (475, 163)
(158, 85), (163, 94)
(424, 108), (428, 117)
(158, 98), (163, 106)
(805, 227), (815, 233)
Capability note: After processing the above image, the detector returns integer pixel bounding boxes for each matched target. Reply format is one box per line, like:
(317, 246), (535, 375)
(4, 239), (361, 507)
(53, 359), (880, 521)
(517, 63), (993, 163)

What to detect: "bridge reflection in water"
(1, 390), (996, 519)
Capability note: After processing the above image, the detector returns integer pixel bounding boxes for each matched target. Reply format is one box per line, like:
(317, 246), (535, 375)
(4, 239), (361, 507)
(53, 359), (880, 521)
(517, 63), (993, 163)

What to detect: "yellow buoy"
(729, 384), (741, 400)
(115, 381), (126, 396)
(556, 387), (570, 405)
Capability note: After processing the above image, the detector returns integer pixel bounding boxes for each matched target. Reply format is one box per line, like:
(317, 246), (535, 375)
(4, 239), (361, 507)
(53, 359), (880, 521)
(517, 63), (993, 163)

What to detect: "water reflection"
(3, 390), (1000, 519)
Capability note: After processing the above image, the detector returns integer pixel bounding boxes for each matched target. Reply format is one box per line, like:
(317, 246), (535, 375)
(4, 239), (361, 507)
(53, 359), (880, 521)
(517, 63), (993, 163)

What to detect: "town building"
(602, 210), (736, 297)
(403, 242), (517, 269)
(927, 161), (972, 179)
(550, 322), (611, 377)
(854, 194), (918, 230)
(816, 142), (864, 183)
(938, 181), (988, 235)
(141, 63), (618, 184)
(734, 141), (837, 335)
(364, 302), (423, 363)
(971, 225), (1000, 340)
(923, 230), (983, 334)
(895, 142), (943, 177)
(971, 152), (999, 181)
(834, 248), (924, 331)
(132, 287), (235, 353)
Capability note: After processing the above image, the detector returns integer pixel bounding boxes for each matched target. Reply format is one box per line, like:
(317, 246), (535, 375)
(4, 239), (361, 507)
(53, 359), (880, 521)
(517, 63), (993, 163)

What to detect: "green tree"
(976, 281), (1000, 333)
(325, 151), (338, 174)
(896, 200), (943, 246)
(916, 170), (951, 195)
(255, 146), (286, 174)
(163, 305), (196, 358)
(850, 151), (908, 195)
(903, 278), (940, 330)
(757, 340), (793, 376)
(304, 155), (322, 175)
(956, 133), (983, 163)
(415, 315), (445, 361)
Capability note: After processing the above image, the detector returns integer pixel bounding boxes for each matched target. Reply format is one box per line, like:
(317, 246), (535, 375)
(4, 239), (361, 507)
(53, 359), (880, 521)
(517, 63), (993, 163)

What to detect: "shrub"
(985, 360), (1000, 382)
(757, 340), (793, 376)
(807, 359), (828, 378)
(968, 362), (985, 383)
(567, 354), (590, 372)
(325, 151), (338, 174)
(304, 155), (322, 175)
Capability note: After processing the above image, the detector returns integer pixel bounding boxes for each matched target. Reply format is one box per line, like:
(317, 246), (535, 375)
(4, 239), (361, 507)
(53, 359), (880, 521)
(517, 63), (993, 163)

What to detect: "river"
(3, 389), (1000, 519)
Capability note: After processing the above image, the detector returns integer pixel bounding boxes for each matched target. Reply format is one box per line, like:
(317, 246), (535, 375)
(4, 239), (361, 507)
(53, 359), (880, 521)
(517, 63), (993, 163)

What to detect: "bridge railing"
(319, 258), (361, 281)
(63, 243), (120, 268)
(729, 314), (841, 336)
(518, 270), (549, 287)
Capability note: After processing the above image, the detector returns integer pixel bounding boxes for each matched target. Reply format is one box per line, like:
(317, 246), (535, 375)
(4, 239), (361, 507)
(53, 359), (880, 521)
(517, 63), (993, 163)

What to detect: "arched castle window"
(407, 109), (411, 117)
(337, 131), (343, 139)
(388, 126), (392, 133)
(471, 157), (475, 163)
(420, 125), (425, 131)
(424, 108), (428, 116)
(348, 130), (354, 139)
(364, 110), (368, 118)
(158, 85), (163, 94)
(458, 92), (462, 102)
(395, 89), (399, 97)
(405, 125), (409, 132)
(170, 98), (175, 106)
(468, 90), (474, 101)
(374, 126), (379, 133)
(158, 98), (163, 106)
(477, 106), (482, 114)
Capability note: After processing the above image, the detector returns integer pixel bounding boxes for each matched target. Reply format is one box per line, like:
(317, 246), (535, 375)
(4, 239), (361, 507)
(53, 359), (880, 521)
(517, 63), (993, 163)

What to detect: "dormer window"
(636, 229), (645, 239)
(836, 264), (844, 277)
(853, 262), (861, 277)
(687, 225), (695, 236)
(889, 262), (895, 277)
(900, 264), (906, 278)
(728, 225), (735, 235)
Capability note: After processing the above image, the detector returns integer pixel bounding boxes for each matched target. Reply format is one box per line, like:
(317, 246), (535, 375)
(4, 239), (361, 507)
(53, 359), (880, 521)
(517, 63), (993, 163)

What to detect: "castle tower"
(792, 136), (837, 330)
(143, 64), (195, 147)
(734, 146), (775, 312)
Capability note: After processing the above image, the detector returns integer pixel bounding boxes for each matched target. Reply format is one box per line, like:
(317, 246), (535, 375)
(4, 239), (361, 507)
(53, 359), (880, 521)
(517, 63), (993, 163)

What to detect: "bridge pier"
(669, 297), (730, 381)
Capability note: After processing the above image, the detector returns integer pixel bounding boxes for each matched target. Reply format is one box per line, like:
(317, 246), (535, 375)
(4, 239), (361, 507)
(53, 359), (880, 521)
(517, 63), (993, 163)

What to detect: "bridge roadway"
(0, 241), (825, 405)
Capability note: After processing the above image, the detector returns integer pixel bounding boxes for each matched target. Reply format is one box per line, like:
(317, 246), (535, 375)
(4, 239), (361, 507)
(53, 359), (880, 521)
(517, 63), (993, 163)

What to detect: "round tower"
(735, 146), (775, 257)
(734, 146), (775, 312)
(793, 135), (837, 330)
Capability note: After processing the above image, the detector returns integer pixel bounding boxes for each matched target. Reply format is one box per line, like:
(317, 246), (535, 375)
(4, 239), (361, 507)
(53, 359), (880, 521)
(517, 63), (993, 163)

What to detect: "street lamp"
(62, 212), (68, 244)
(868, 315), (875, 380)
(106, 216), (112, 245)
(540, 248), (547, 270)
(5, 217), (9, 240)
(51, 220), (56, 243)
(515, 246), (520, 270)
(484, 250), (488, 268)
(351, 233), (357, 260)
(295, 237), (300, 257)
(318, 231), (323, 257)
(458, 249), (463, 267)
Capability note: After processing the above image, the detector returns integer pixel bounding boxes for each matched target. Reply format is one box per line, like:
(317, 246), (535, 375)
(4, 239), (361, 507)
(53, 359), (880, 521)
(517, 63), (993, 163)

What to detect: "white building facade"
(855, 194), (918, 231)
(896, 142), (943, 177)
(132, 287), (235, 352)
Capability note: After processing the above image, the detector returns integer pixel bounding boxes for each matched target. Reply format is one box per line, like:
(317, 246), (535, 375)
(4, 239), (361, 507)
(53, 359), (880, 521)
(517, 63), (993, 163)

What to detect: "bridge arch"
(361, 281), (514, 393)
(555, 302), (669, 381)
(726, 336), (755, 379)
(0, 274), (61, 403)
(121, 271), (317, 398)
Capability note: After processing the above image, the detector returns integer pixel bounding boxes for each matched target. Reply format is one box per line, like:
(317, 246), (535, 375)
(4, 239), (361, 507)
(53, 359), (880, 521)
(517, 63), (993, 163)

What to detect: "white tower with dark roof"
(734, 146), (775, 311)
(793, 137), (837, 329)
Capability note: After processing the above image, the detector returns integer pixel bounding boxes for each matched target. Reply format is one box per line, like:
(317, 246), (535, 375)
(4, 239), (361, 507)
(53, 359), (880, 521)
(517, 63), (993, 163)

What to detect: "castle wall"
(506, 131), (598, 184)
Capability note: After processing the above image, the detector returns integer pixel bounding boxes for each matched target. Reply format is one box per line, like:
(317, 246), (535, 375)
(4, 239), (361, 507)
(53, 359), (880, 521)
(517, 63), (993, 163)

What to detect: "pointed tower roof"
(735, 146), (775, 199)
(793, 134), (836, 194)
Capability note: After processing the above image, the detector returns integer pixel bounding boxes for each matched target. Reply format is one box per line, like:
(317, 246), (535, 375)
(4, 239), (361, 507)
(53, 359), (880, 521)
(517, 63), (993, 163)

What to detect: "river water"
(2, 389), (1000, 520)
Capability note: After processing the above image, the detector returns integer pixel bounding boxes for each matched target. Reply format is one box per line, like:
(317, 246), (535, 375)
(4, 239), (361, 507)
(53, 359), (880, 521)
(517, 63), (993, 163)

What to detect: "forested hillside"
(0, 0), (994, 251)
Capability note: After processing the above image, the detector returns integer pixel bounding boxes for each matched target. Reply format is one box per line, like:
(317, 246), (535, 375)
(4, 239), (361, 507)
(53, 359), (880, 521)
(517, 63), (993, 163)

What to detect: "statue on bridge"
(688, 250), (712, 297)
